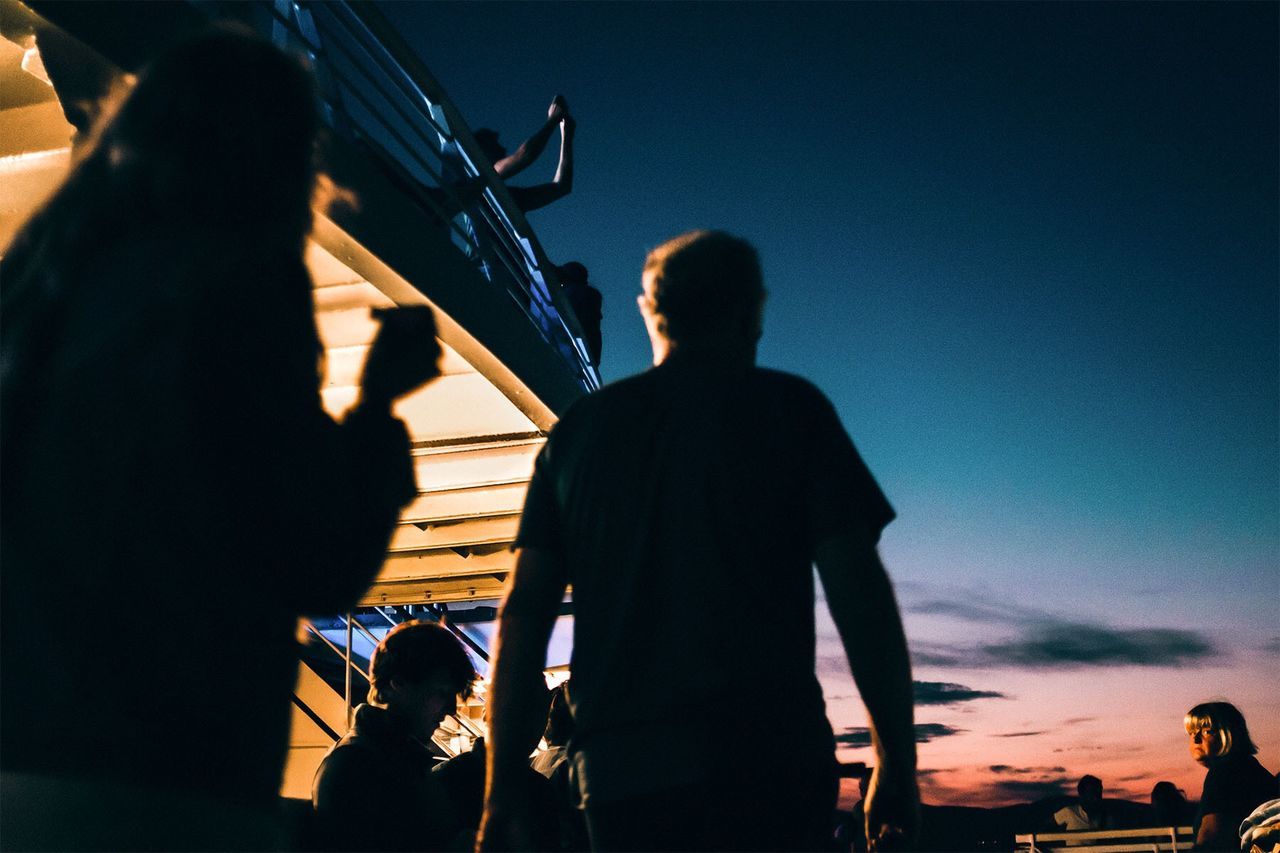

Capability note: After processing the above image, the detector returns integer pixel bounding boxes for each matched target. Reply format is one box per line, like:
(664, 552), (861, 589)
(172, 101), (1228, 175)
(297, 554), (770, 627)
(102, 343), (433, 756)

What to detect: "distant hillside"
(913, 797), (1182, 851)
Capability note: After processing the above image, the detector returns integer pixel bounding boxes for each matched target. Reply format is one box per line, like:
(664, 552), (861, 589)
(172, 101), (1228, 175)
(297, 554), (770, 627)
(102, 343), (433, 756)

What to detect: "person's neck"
(654, 336), (757, 368)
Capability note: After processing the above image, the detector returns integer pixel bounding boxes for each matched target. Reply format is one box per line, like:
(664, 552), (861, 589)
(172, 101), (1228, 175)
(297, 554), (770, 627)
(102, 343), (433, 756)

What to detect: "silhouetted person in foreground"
(478, 230), (920, 852)
(0, 27), (439, 850)
(554, 262), (603, 367)
(435, 737), (561, 852)
(1054, 775), (1112, 836)
(1184, 701), (1276, 850)
(313, 621), (478, 851)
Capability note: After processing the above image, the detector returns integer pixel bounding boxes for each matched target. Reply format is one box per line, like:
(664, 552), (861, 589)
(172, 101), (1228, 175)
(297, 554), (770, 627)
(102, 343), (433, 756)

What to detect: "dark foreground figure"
(478, 230), (920, 852)
(0, 28), (440, 850)
(312, 621), (478, 851)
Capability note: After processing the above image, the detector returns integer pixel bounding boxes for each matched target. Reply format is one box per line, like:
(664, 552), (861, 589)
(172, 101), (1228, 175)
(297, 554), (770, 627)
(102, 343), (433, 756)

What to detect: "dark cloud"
(993, 731), (1045, 738)
(913, 681), (1006, 705)
(1062, 717), (1097, 726)
(906, 592), (1215, 671)
(911, 647), (965, 667)
(993, 778), (1073, 800)
(980, 625), (1213, 668)
(836, 723), (964, 748)
(1263, 636), (1280, 655)
(835, 729), (874, 748)
(906, 599), (1040, 624)
(915, 723), (964, 742)
(989, 765), (1067, 775)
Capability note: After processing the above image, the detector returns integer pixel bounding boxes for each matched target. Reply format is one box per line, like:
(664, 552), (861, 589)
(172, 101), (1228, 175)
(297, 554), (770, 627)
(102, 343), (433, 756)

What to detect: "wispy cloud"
(907, 590), (1216, 670)
(990, 765), (1068, 775)
(993, 778), (1072, 800)
(1062, 717), (1097, 726)
(1262, 636), (1280, 655)
(836, 723), (965, 748)
(912, 620), (1214, 670)
(913, 681), (1006, 705)
(980, 625), (1213, 668)
(992, 730), (1045, 738)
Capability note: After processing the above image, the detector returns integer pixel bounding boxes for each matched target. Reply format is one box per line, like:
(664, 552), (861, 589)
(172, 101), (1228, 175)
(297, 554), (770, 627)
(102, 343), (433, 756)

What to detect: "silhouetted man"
(312, 620), (477, 852)
(478, 230), (919, 851)
(1055, 774), (1112, 839)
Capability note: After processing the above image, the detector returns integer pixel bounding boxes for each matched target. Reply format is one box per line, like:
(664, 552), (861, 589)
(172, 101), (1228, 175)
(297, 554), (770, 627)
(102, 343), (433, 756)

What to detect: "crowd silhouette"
(0, 19), (1275, 853)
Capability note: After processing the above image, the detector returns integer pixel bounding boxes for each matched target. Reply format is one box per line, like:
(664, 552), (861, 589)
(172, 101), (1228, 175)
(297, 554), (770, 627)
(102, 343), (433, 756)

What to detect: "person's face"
(637, 270), (669, 363)
(389, 677), (459, 741)
(1189, 723), (1221, 764)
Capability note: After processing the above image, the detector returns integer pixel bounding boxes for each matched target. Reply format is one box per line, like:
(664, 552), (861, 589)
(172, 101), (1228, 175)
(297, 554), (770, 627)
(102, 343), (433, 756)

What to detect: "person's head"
(369, 620), (477, 740)
(639, 230), (766, 363)
(1077, 774), (1103, 805)
(1184, 701), (1257, 765)
(1, 26), (320, 374)
(94, 25), (319, 242)
(543, 682), (574, 747)
(473, 128), (507, 164)
(1149, 781), (1185, 822)
(556, 261), (589, 287)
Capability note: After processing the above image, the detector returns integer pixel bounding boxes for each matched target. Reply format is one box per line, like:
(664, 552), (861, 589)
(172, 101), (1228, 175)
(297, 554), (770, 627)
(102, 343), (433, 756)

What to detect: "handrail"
(261, 0), (599, 391)
(301, 618), (371, 685)
(338, 613), (383, 650)
(1016, 826), (1194, 853)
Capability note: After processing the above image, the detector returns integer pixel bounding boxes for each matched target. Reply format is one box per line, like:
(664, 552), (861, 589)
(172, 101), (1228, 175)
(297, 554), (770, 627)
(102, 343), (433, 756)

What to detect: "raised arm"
(815, 530), (920, 851)
(477, 546), (569, 852)
(507, 114), (575, 213)
(491, 95), (567, 180)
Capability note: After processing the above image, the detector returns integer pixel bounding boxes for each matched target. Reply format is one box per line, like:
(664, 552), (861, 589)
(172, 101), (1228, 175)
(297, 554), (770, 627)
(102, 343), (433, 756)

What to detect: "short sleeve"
(513, 436), (565, 554)
(803, 391), (895, 546)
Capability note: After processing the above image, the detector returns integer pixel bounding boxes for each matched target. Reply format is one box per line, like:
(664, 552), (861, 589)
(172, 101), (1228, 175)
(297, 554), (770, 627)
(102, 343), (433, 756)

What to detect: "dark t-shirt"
(1196, 754), (1277, 849)
(313, 705), (456, 852)
(515, 353), (894, 804)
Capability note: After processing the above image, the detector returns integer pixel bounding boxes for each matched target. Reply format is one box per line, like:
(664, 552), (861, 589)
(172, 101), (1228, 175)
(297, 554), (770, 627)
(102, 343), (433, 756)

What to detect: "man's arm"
(477, 546), (568, 852)
(814, 530), (920, 851)
(507, 114), (575, 213)
(491, 96), (567, 180)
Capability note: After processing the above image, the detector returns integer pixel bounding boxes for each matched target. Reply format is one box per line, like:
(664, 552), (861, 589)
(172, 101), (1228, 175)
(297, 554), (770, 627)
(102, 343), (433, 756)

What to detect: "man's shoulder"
(552, 369), (658, 425)
(750, 366), (831, 400)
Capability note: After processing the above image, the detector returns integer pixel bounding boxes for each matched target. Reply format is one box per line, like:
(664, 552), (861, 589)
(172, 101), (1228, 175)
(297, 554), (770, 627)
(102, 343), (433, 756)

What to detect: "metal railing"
(1015, 826), (1195, 853)
(295, 608), (490, 757)
(195, 0), (600, 391)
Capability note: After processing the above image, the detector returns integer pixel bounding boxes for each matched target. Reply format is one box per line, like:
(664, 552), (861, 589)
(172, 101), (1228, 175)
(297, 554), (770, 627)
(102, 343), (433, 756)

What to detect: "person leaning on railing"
(472, 94), (575, 213)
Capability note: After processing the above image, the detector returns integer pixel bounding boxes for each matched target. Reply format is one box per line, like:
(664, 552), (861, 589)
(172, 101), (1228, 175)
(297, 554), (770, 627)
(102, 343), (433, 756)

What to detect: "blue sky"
(382, 1), (1278, 804)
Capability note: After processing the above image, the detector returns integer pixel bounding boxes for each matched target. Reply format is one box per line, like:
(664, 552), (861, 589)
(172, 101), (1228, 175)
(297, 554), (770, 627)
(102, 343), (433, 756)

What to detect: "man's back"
(478, 229), (919, 853)
(516, 352), (894, 805)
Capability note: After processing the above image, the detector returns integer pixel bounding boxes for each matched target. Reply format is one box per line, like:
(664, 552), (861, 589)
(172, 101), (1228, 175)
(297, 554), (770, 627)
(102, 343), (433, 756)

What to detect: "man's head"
(557, 261), (589, 287)
(1078, 775), (1103, 806)
(638, 230), (766, 362)
(473, 128), (507, 164)
(368, 620), (477, 740)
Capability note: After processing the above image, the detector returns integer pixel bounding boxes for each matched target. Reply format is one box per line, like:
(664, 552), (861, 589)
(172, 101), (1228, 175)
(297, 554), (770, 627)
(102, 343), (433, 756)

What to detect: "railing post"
(344, 611), (354, 728)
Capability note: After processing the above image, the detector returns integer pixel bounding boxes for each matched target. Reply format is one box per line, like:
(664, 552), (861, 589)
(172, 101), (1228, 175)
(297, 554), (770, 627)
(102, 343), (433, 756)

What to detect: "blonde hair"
(1184, 701), (1258, 758)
